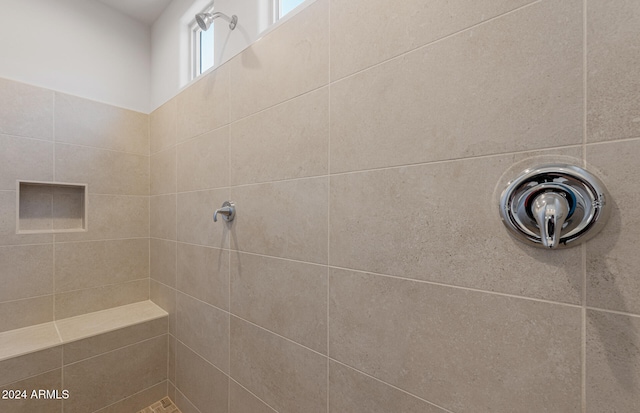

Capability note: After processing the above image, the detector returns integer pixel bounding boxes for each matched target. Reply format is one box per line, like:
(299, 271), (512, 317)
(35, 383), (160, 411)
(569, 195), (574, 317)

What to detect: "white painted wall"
(150, 0), (269, 110)
(0, 0), (151, 112)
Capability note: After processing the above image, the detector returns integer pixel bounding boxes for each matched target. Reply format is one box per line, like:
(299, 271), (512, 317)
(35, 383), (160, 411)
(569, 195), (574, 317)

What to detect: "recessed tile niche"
(17, 181), (87, 233)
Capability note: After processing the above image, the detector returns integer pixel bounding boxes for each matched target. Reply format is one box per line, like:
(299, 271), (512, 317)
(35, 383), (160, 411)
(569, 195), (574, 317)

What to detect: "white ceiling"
(96, 0), (173, 25)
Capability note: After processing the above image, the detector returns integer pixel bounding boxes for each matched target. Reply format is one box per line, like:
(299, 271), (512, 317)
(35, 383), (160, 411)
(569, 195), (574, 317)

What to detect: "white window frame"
(189, 19), (203, 80)
(273, 0), (305, 22)
(190, 2), (215, 80)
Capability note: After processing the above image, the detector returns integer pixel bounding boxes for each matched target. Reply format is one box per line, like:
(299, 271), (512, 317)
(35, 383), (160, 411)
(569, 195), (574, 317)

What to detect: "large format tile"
(177, 292), (229, 374)
(586, 140), (640, 314)
(0, 135), (53, 190)
(55, 143), (149, 196)
(0, 78), (53, 140)
(175, 342), (228, 413)
(151, 97), (177, 154)
(230, 252), (327, 353)
(55, 93), (149, 155)
(177, 64), (229, 142)
(151, 147), (176, 195)
(230, 87), (329, 185)
(151, 238), (177, 288)
(230, 316), (327, 413)
(55, 239), (149, 293)
(329, 361), (447, 413)
(330, 149), (584, 304)
(0, 346), (61, 387)
(177, 189), (229, 248)
(229, 380), (276, 413)
(151, 194), (177, 241)
(329, 269), (582, 413)
(176, 127), (229, 192)
(330, 0), (583, 173)
(330, 0), (534, 80)
(0, 244), (53, 302)
(0, 296), (53, 333)
(586, 310), (640, 412)
(55, 279), (149, 319)
(587, 0), (640, 142)
(230, 177), (328, 264)
(177, 243), (228, 309)
(64, 335), (167, 413)
(55, 194), (149, 242)
(229, 0), (329, 121)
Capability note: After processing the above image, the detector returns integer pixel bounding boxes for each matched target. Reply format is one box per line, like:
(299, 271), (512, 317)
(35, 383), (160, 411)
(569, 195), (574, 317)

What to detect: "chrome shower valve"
(499, 164), (610, 249)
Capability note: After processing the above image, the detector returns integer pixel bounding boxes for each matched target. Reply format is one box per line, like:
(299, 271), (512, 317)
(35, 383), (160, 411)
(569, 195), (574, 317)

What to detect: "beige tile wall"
(0, 79), (150, 331)
(149, 0), (640, 412)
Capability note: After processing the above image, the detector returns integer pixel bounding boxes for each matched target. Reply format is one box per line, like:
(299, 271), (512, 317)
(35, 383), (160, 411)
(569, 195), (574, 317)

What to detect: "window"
(190, 16), (214, 80)
(275, 0), (307, 20)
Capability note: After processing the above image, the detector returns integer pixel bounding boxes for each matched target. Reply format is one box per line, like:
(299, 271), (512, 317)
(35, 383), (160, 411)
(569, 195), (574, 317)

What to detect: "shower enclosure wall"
(1, 0), (639, 412)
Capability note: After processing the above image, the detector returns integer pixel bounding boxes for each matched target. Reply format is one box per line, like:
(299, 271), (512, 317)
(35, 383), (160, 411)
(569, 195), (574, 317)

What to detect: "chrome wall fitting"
(499, 164), (609, 249)
(213, 201), (236, 222)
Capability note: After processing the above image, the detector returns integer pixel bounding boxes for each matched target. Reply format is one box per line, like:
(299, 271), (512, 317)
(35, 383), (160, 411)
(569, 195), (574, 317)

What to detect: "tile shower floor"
(137, 397), (182, 413)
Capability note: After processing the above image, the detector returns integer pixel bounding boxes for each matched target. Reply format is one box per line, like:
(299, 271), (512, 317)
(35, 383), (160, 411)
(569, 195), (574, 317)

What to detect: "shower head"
(196, 11), (238, 31)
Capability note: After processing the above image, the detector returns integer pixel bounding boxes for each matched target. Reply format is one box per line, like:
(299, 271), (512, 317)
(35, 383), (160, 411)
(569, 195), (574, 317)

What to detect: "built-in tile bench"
(0, 301), (168, 413)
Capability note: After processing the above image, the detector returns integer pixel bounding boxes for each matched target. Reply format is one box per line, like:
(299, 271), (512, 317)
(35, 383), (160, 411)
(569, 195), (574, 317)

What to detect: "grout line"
(0, 292), (55, 305)
(228, 377), (280, 413)
(327, 264), (584, 310)
(175, 289), (229, 318)
(89, 193), (149, 198)
(585, 306), (640, 319)
(227, 108), (232, 413)
(63, 334), (167, 368)
(170, 144), (586, 194)
(52, 92), (57, 322)
(0, 366), (63, 388)
(230, 313), (459, 413)
(581, 243), (587, 413)
(330, 358), (458, 413)
(581, 1), (588, 411)
(60, 364), (64, 413)
(52, 277), (149, 296)
(228, 84), (329, 127)
(92, 381), (166, 413)
(175, 338), (227, 378)
(174, 388), (203, 413)
(330, 0), (543, 85)
(329, 144), (585, 177)
(585, 135), (640, 147)
(161, 245), (592, 311)
(0, 242), (58, 248)
(326, 9), (332, 407)
(0, 132), (55, 144)
(50, 140), (150, 157)
(53, 237), (149, 245)
(230, 313), (327, 358)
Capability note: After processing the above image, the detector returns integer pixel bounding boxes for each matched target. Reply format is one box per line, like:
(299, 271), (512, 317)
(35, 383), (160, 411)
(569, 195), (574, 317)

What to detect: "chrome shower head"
(195, 11), (238, 31)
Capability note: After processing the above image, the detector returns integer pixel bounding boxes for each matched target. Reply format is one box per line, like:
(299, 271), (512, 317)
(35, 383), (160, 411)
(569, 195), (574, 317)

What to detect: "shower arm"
(210, 12), (238, 30)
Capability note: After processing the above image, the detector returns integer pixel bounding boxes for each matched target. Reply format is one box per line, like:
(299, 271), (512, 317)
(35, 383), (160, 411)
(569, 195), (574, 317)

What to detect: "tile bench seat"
(0, 301), (168, 413)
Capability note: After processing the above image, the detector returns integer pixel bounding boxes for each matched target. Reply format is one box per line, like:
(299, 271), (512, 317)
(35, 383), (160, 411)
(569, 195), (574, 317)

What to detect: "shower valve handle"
(213, 201), (235, 222)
